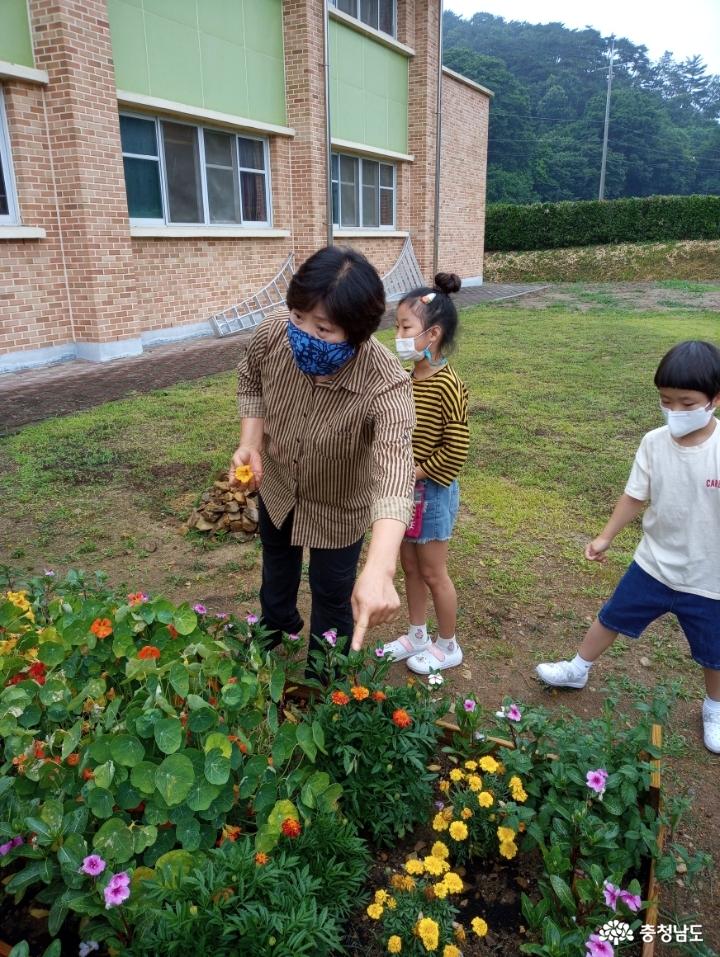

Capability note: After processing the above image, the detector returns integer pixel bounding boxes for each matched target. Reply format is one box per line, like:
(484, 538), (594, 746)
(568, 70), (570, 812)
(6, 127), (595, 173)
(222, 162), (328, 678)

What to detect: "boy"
(536, 340), (720, 753)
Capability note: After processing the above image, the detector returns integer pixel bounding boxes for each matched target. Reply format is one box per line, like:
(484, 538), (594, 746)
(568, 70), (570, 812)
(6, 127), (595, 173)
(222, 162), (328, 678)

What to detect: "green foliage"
(486, 194), (720, 251)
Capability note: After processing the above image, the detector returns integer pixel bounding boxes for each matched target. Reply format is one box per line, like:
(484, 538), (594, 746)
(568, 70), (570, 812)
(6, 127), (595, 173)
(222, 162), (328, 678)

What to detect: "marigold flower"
(374, 889), (389, 905)
(467, 773), (482, 792)
(404, 858), (425, 875)
(443, 945), (462, 957)
(449, 768), (464, 782)
(254, 852), (268, 866)
(392, 708), (412, 729)
(478, 790), (494, 808)
(416, 917), (439, 951)
(234, 465), (254, 483)
(387, 936), (402, 954)
(331, 690), (350, 706)
(90, 618), (113, 639)
(497, 826), (516, 842)
(438, 779), (451, 794)
(66, 753), (80, 766)
(390, 873), (416, 892)
(367, 902), (384, 919)
(433, 880), (449, 899)
(499, 840), (518, 859)
(479, 755), (499, 773)
(432, 812), (449, 832)
(351, 685), (370, 700)
(471, 917), (488, 937)
(431, 841), (449, 859)
(423, 855), (449, 876)
(449, 820), (468, 841)
(444, 872), (463, 894)
(464, 760), (478, 771)
(82, 769), (94, 781)
(280, 817), (301, 838)
(137, 645), (160, 660)
(461, 807), (473, 820)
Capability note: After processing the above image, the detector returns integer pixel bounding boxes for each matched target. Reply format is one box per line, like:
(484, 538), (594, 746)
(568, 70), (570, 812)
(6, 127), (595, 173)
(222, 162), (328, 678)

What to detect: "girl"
(383, 272), (470, 674)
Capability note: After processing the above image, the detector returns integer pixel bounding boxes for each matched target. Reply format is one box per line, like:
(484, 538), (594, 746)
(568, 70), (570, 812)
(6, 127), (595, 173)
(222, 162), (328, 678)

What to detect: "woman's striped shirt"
(412, 364), (469, 486)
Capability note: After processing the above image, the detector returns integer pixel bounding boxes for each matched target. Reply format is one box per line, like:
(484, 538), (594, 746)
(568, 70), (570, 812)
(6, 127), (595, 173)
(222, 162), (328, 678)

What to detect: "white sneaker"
(702, 702), (720, 754)
(535, 659), (589, 689)
(407, 640), (463, 674)
(382, 628), (431, 662)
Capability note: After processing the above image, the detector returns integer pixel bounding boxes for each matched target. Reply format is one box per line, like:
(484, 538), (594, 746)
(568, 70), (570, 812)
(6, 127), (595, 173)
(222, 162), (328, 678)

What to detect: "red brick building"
(0, 0), (490, 372)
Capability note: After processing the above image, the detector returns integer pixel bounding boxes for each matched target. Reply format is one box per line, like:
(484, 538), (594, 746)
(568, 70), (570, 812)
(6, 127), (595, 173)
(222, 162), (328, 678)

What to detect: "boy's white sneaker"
(382, 628), (431, 662)
(702, 702), (720, 754)
(535, 659), (589, 689)
(407, 639), (463, 674)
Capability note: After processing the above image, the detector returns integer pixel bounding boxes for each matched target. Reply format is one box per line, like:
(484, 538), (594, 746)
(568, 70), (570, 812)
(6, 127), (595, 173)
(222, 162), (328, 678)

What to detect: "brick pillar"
(29, 0), (141, 357)
(282, 0), (331, 265)
(406, 0), (441, 278)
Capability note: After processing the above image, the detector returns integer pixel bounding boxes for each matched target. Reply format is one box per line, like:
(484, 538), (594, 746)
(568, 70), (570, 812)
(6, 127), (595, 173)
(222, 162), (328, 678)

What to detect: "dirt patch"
(494, 281), (720, 313)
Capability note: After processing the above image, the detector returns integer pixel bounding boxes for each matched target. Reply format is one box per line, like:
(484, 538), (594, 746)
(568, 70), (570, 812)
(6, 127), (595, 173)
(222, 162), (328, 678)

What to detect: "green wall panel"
(108, 0), (286, 126)
(0, 0), (35, 67)
(329, 20), (408, 154)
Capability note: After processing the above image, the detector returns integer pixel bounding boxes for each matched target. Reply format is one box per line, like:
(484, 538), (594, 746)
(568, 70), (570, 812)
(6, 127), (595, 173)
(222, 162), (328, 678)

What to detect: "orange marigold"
(371, 690), (387, 701)
(82, 768), (94, 781)
(137, 645), (161, 660)
(254, 852), (269, 866)
(66, 753), (80, 767)
(280, 818), (302, 838)
(331, 690), (350, 706)
(90, 618), (113, 639)
(350, 685), (370, 701)
(392, 708), (412, 729)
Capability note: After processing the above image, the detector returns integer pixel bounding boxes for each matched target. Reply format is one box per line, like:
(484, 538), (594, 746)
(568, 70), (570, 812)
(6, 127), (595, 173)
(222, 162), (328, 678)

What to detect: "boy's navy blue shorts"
(599, 561), (720, 670)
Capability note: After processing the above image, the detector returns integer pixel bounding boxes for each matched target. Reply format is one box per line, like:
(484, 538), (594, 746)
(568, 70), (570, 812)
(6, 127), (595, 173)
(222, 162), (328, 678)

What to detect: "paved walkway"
(0, 283), (545, 434)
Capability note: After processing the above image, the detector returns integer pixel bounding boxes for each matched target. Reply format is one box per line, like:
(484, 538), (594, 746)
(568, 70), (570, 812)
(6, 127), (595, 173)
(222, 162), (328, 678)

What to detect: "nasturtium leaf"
(203, 732), (232, 758)
(169, 662), (189, 698)
(88, 787), (115, 820)
(130, 760), (159, 795)
(173, 606), (198, 636)
(132, 825), (158, 854)
(61, 720), (83, 761)
(115, 781), (142, 811)
(176, 818), (201, 852)
(204, 749), (230, 786)
(296, 724), (317, 761)
(38, 642), (66, 667)
(188, 708), (216, 733)
(109, 734), (145, 767)
(154, 718), (182, 755)
(92, 817), (135, 863)
(93, 760), (115, 790)
(186, 779), (221, 812)
(155, 754), (195, 806)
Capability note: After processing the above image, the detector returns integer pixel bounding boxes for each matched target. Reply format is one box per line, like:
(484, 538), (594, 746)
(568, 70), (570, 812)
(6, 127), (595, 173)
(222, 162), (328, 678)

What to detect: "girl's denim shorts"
(406, 478), (459, 545)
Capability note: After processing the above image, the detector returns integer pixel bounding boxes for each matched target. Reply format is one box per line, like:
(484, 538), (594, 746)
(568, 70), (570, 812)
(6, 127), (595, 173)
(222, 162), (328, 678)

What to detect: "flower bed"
(0, 573), (707, 957)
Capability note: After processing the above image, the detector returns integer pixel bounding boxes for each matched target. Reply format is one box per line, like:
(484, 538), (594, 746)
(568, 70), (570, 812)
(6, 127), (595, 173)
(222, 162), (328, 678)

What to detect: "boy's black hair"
(654, 340), (720, 399)
(286, 246), (385, 347)
(399, 272), (462, 353)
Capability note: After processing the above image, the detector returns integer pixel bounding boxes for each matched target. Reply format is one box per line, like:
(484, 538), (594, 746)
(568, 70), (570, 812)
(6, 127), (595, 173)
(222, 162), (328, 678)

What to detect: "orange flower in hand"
(331, 690), (350, 706)
(392, 708), (412, 729)
(234, 465), (254, 484)
(90, 618), (113, 639)
(138, 645), (161, 660)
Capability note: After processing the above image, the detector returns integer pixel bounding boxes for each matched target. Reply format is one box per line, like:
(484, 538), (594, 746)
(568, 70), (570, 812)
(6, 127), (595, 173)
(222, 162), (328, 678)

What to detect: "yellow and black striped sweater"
(411, 364), (469, 486)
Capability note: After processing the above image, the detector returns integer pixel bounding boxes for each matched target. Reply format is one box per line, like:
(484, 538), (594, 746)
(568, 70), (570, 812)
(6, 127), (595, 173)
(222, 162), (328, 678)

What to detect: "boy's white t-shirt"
(624, 420), (720, 600)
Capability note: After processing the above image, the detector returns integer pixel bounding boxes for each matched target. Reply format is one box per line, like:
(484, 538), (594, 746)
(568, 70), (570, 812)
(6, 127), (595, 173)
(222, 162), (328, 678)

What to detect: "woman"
(230, 246), (415, 668)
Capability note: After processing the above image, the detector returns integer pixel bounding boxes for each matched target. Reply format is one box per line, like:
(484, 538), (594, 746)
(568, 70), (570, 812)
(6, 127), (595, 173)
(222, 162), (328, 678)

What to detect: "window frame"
(119, 111), (272, 229)
(331, 152), (396, 230)
(0, 88), (20, 226)
(329, 0), (396, 38)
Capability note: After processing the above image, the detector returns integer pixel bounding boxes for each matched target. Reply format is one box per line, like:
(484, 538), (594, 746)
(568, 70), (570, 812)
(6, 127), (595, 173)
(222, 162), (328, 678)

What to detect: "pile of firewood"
(185, 473), (259, 540)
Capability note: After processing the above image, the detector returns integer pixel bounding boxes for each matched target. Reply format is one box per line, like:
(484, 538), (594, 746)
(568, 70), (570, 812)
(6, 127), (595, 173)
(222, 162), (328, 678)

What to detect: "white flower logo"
(598, 920), (634, 944)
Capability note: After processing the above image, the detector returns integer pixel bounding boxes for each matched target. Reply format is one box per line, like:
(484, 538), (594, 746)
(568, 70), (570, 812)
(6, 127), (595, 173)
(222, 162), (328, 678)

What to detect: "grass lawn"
(1, 297), (719, 949)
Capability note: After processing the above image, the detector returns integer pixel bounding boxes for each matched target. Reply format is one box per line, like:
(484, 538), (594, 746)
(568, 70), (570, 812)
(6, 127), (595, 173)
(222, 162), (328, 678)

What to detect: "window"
(120, 113), (271, 227)
(330, 0), (396, 37)
(332, 153), (395, 229)
(0, 89), (19, 225)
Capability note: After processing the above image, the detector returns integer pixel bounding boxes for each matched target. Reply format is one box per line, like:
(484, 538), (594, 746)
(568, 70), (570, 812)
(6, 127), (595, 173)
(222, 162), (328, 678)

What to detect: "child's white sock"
(436, 634), (457, 649)
(572, 653), (593, 672)
(703, 695), (720, 712)
(408, 623), (428, 645)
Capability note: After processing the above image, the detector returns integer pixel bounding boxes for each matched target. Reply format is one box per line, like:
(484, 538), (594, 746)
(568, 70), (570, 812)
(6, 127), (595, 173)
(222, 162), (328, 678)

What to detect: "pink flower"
(215, 612), (229, 620)
(463, 699), (476, 712)
(323, 629), (337, 647)
(507, 704), (522, 721)
(618, 889), (642, 912)
(603, 881), (621, 909)
(246, 613), (258, 625)
(103, 874), (130, 909)
(375, 647), (385, 658)
(193, 603), (207, 615)
(586, 933), (614, 957)
(109, 871), (130, 888)
(0, 836), (23, 856)
(586, 769), (608, 795)
(288, 633), (301, 641)
(81, 854), (106, 877)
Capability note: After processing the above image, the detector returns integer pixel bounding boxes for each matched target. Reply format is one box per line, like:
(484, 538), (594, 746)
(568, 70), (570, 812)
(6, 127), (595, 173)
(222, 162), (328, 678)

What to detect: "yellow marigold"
(431, 841), (449, 859)
(461, 807), (473, 820)
(351, 685), (370, 701)
(449, 768), (464, 782)
(433, 880), (449, 899)
(479, 755), (499, 773)
(386, 897), (397, 909)
(478, 791), (494, 808)
(416, 917), (439, 951)
(438, 779), (451, 794)
(375, 889), (389, 905)
(387, 937), (402, 954)
(432, 812), (449, 832)
(467, 774), (482, 792)
(495, 761), (505, 773)
(423, 855), (449, 876)
(443, 946), (462, 957)
(497, 826), (516, 842)
(367, 903), (384, 919)
(443, 872), (463, 894)
(471, 916), (489, 937)
(464, 759), (478, 771)
(0, 638), (18, 655)
(511, 787), (528, 803)
(442, 807), (453, 821)
(449, 820), (468, 841)
(499, 840), (518, 859)
(509, 775), (523, 789)
(391, 873), (416, 892)
(454, 924), (466, 942)
(404, 858), (425, 875)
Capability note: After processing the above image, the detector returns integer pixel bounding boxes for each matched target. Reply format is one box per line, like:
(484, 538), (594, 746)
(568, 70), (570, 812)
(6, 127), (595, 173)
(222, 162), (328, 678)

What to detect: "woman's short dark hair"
(654, 340), (720, 398)
(286, 246), (385, 347)
(399, 272), (462, 353)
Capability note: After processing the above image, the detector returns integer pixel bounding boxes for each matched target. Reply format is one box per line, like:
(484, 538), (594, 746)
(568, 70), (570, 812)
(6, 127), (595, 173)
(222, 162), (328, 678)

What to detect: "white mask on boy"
(661, 402), (715, 438)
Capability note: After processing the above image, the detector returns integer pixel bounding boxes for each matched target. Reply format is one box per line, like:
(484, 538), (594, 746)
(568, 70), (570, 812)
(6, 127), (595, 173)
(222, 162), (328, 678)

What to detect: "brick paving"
(0, 283), (545, 435)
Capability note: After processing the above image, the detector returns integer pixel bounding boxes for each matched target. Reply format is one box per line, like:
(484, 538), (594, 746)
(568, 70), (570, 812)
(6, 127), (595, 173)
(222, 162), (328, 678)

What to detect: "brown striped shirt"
(412, 365), (469, 486)
(237, 317), (416, 548)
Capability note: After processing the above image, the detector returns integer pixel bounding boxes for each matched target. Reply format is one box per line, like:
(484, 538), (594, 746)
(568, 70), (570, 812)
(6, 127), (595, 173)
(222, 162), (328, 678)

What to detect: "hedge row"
(484, 194), (720, 251)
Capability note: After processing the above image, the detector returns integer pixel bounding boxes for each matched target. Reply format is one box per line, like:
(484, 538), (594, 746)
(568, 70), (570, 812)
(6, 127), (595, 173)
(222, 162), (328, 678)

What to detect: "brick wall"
(438, 73), (490, 280)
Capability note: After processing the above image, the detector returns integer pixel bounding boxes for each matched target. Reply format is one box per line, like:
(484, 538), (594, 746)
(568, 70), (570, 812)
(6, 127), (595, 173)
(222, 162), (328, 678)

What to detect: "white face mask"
(395, 335), (426, 362)
(661, 402), (715, 438)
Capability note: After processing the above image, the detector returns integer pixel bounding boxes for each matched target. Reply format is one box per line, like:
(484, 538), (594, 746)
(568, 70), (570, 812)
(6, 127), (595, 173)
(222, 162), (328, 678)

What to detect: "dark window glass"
(379, 0), (394, 35)
(120, 115), (158, 156)
(361, 159), (379, 227)
(162, 121), (203, 223)
(240, 172), (267, 222)
(339, 155), (358, 226)
(122, 156), (163, 219)
(237, 137), (265, 170)
(0, 152), (8, 216)
(360, 0), (379, 29)
(204, 129), (240, 224)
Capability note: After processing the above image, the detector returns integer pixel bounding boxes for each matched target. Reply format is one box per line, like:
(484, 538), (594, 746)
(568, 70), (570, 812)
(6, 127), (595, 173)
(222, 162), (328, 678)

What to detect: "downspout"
(323, 0), (334, 246)
(432, 0), (444, 276)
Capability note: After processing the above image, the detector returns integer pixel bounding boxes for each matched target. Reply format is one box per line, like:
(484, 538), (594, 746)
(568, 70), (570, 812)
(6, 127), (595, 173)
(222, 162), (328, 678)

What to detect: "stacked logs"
(186, 473), (259, 540)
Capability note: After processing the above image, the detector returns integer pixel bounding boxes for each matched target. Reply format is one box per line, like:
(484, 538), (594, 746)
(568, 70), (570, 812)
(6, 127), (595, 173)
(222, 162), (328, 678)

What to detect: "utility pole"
(598, 35), (615, 200)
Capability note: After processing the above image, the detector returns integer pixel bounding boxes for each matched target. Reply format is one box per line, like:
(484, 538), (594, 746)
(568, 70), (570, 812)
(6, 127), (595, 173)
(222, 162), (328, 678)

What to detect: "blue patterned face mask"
(286, 321), (356, 376)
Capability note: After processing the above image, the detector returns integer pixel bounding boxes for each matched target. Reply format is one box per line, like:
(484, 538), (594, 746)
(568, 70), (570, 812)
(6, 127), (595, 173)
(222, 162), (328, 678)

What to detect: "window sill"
(328, 8), (415, 57)
(333, 229), (409, 238)
(0, 60), (49, 85)
(0, 225), (46, 240)
(332, 138), (413, 163)
(130, 226), (291, 239)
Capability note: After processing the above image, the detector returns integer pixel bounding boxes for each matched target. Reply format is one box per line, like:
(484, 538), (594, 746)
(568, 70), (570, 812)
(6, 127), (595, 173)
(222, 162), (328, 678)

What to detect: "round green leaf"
(155, 754), (195, 806)
(188, 708), (217, 733)
(173, 607), (198, 636)
(110, 734), (145, 767)
(38, 642), (66, 667)
(57, 832), (88, 871)
(203, 732), (232, 759)
(169, 662), (190, 698)
(176, 818), (201, 852)
(132, 825), (158, 854)
(116, 781), (142, 811)
(88, 737), (112, 763)
(131, 760), (159, 795)
(92, 817), (135, 863)
(88, 787), (115, 819)
(154, 718), (182, 755)
(186, 779), (221, 812)
(204, 748), (230, 786)
(93, 760), (115, 790)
